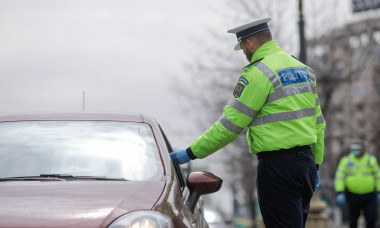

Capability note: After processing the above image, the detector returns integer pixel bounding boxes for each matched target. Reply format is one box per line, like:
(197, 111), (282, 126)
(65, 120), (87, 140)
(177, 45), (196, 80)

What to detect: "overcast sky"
(0, 0), (229, 146)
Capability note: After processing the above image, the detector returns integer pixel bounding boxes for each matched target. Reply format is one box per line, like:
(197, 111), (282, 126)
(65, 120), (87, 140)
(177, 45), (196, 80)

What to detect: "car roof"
(0, 112), (156, 123)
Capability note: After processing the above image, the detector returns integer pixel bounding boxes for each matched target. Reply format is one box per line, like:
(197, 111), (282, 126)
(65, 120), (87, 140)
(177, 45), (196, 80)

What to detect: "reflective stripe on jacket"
(334, 153), (380, 194)
(190, 40), (326, 164)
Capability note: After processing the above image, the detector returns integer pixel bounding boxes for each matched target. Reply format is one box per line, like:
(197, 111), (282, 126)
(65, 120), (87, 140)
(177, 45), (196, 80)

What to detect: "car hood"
(0, 180), (166, 228)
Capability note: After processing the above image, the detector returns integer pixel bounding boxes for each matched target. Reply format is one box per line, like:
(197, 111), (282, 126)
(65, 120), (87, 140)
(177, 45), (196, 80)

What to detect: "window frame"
(158, 125), (187, 193)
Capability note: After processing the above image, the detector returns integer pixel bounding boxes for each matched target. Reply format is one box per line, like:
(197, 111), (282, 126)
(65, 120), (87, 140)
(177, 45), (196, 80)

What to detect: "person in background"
(171, 17), (326, 228)
(335, 141), (380, 228)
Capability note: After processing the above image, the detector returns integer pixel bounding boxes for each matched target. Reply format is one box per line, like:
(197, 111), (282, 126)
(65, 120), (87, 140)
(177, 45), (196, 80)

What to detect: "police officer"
(171, 17), (326, 228)
(335, 141), (380, 228)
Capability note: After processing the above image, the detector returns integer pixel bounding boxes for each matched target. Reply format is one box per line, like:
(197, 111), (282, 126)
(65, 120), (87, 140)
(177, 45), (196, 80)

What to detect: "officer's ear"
(245, 38), (259, 53)
(245, 39), (253, 51)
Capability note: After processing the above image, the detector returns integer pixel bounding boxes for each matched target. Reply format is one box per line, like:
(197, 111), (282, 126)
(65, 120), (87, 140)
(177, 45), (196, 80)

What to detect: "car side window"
(158, 125), (187, 192)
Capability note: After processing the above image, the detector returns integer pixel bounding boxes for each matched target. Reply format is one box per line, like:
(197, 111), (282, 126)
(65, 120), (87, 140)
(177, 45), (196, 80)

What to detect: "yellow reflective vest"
(334, 153), (380, 194)
(190, 40), (326, 165)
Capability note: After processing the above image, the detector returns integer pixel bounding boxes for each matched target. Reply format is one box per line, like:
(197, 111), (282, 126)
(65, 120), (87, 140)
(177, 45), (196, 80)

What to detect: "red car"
(0, 113), (222, 228)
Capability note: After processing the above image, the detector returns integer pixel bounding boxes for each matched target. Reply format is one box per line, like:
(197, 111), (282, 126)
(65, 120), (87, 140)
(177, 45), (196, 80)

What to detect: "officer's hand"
(315, 170), (320, 190)
(336, 193), (345, 206)
(170, 149), (191, 164)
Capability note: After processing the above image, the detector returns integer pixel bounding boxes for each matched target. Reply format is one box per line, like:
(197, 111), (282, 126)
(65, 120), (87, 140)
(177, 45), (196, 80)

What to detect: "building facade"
(308, 17), (380, 170)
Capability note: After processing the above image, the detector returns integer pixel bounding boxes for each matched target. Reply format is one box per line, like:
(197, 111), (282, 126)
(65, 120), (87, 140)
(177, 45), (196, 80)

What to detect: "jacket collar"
(250, 40), (283, 63)
(349, 152), (368, 161)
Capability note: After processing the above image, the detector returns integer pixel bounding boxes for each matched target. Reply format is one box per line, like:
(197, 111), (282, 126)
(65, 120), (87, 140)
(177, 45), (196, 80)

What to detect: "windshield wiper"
(40, 174), (128, 181)
(0, 174), (128, 182)
(0, 176), (66, 181)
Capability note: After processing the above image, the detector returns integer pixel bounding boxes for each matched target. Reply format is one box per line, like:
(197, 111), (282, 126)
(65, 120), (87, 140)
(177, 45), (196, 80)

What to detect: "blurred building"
(308, 17), (380, 207)
(309, 17), (380, 158)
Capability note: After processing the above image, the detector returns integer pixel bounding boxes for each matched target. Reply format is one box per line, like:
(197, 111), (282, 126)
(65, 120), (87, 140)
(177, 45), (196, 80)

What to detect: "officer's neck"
(355, 153), (365, 159)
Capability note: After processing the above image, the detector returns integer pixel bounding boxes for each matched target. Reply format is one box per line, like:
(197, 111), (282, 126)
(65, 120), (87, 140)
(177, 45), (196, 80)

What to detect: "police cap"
(227, 17), (271, 51)
(350, 141), (364, 150)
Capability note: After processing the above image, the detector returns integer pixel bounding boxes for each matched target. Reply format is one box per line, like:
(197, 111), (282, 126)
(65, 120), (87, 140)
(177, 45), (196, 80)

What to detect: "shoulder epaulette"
(291, 55), (299, 60)
(244, 57), (264, 69)
(291, 55), (313, 72)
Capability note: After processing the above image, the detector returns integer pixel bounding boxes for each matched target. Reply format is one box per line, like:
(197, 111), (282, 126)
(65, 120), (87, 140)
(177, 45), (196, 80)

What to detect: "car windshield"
(0, 121), (164, 181)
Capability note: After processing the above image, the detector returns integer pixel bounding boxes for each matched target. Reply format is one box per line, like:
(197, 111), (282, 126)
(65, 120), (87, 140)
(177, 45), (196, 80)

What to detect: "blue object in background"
(336, 193), (346, 206)
(315, 171), (320, 190)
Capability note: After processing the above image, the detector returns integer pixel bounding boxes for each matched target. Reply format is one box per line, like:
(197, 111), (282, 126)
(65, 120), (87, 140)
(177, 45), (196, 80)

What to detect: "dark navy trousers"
(257, 150), (317, 228)
(346, 191), (377, 228)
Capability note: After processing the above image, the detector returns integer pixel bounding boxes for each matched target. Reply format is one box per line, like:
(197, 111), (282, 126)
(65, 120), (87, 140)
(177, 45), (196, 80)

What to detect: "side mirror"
(185, 171), (223, 212)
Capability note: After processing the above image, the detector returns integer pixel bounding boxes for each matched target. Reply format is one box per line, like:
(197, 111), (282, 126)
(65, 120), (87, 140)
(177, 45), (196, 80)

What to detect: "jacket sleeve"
(370, 156), (380, 191)
(311, 95), (326, 165)
(190, 69), (270, 159)
(334, 157), (347, 192)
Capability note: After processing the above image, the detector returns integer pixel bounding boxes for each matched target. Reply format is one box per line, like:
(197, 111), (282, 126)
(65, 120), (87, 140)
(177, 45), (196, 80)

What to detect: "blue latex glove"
(315, 170), (320, 190)
(377, 193), (380, 202)
(170, 149), (191, 164)
(336, 193), (345, 206)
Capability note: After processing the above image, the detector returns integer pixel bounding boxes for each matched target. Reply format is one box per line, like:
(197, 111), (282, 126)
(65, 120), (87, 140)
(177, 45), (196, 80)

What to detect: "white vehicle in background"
(204, 207), (231, 228)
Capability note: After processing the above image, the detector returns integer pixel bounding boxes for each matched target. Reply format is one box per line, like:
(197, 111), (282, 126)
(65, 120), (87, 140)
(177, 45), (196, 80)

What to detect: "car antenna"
(82, 91), (85, 112)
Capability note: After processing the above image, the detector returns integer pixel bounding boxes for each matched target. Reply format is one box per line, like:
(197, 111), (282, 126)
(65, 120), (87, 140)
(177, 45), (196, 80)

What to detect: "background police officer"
(335, 141), (380, 228)
(171, 17), (326, 228)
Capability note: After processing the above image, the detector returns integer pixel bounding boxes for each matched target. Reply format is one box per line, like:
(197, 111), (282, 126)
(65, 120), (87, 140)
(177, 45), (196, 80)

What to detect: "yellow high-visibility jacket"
(335, 153), (380, 194)
(190, 40), (326, 165)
